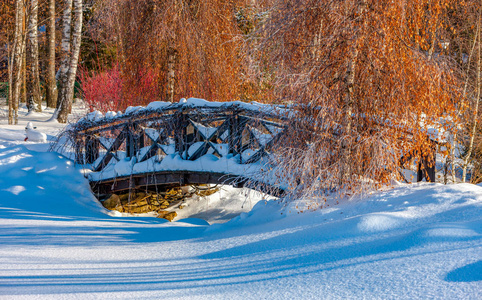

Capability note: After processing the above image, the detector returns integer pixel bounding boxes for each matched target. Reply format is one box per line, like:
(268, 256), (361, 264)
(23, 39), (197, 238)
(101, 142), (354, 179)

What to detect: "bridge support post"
(126, 123), (145, 159)
(126, 123), (135, 158)
(85, 136), (99, 164)
(228, 112), (247, 163)
(174, 112), (190, 159)
(228, 114), (239, 156)
(74, 135), (84, 164)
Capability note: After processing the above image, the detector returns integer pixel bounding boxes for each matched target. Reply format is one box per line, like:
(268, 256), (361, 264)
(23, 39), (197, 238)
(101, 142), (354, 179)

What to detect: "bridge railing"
(71, 100), (288, 177)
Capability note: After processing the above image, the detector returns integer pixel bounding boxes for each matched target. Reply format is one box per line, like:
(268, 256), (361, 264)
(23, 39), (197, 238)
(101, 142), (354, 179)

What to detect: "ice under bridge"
(71, 98), (288, 196)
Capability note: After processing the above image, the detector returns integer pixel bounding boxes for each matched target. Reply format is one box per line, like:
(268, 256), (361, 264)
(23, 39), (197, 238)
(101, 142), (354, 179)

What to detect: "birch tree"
(445, 0), (482, 183)
(26, 0), (41, 112)
(56, 0), (83, 123)
(460, 5), (482, 182)
(8, 0), (27, 125)
(56, 0), (73, 120)
(45, 0), (57, 108)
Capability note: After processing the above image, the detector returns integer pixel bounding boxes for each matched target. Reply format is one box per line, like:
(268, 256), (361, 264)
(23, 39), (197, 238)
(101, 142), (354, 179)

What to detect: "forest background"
(1, 0), (482, 197)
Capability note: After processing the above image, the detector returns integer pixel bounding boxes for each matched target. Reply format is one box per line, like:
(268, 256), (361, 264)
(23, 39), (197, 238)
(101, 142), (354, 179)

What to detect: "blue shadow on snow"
(445, 260), (482, 282)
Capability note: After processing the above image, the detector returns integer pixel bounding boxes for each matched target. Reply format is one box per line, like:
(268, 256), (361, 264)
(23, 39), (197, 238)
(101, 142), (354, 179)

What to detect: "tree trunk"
(7, 41), (13, 124)
(56, 0), (73, 115)
(8, 0), (26, 125)
(21, 33), (26, 105)
(56, 0), (82, 123)
(27, 0), (41, 112)
(452, 7), (480, 183)
(167, 46), (177, 102)
(340, 0), (366, 184)
(45, 0), (57, 108)
(8, 41), (14, 124)
(462, 12), (482, 183)
(21, 2), (27, 106)
(450, 132), (457, 183)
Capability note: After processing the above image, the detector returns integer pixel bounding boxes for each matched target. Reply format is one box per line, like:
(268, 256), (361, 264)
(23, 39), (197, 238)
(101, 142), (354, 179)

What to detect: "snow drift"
(0, 103), (480, 299)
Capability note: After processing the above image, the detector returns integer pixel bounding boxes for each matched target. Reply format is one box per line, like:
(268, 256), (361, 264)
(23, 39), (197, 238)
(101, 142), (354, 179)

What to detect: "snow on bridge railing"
(64, 98), (288, 192)
(76, 97), (291, 126)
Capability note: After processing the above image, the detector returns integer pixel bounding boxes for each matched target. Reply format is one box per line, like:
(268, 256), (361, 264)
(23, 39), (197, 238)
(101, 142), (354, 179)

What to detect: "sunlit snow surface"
(0, 103), (481, 299)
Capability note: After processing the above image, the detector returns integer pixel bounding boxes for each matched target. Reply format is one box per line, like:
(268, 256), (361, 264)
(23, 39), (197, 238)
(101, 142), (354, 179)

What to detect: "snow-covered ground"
(0, 103), (481, 299)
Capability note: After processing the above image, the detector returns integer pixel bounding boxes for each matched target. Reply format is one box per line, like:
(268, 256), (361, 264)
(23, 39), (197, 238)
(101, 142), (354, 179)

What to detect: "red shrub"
(80, 64), (123, 113)
(119, 67), (161, 110)
(80, 64), (161, 113)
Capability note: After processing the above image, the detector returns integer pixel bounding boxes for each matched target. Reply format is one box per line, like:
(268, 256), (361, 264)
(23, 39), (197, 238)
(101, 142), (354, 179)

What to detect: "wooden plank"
(93, 125), (127, 172)
(244, 126), (286, 164)
(90, 171), (285, 196)
(74, 135), (83, 164)
(85, 136), (99, 164)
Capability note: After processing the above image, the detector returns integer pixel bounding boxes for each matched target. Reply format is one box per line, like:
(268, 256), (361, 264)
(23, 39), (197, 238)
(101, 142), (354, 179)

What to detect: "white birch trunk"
(450, 132), (457, 183)
(167, 47), (177, 102)
(8, 0), (27, 125)
(45, 0), (57, 108)
(452, 10), (480, 183)
(27, 0), (41, 112)
(56, 0), (83, 123)
(55, 0), (73, 116)
(462, 13), (482, 183)
(61, 0), (83, 122)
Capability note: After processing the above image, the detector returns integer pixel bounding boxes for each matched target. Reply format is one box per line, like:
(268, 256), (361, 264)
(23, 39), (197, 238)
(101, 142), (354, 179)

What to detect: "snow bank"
(0, 145), (107, 217)
(0, 101), (481, 299)
(0, 142), (481, 299)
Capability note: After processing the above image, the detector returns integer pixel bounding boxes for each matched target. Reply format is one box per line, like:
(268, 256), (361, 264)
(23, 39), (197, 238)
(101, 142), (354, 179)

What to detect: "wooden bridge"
(69, 98), (438, 198)
(71, 99), (288, 196)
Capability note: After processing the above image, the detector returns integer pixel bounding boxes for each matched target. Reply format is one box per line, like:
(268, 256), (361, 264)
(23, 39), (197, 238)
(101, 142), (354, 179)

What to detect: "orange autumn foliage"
(261, 0), (460, 197)
(86, 0), (257, 110)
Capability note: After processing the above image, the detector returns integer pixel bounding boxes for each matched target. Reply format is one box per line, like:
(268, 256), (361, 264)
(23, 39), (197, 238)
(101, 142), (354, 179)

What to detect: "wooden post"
(228, 112), (243, 156)
(126, 123), (135, 158)
(86, 136), (99, 164)
(74, 135), (83, 164)
(174, 111), (184, 154)
(138, 128), (145, 150)
(126, 123), (144, 159)
(236, 115), (244, 156)
(228, 114), (235, 154)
